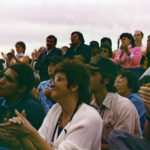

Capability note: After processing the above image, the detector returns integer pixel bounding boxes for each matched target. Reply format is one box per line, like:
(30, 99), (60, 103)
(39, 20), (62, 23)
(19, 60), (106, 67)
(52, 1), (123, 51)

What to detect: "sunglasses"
(100, 49), (108, 53)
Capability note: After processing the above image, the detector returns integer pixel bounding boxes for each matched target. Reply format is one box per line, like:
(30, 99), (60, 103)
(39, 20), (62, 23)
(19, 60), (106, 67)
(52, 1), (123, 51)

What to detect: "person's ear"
(71, 85), (79, 93)
(18, 85), (27, 94)
(104, 78), (110, 85)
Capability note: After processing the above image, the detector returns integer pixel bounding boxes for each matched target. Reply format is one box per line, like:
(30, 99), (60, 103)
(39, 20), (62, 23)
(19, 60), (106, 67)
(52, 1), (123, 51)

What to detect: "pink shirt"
(91, 92), (142, 144)
(113, 47), (142, 69)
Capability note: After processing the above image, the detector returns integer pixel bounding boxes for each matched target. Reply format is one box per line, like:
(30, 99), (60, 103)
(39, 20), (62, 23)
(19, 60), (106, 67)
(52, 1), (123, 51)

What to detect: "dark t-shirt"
(0, 94), (45, 130)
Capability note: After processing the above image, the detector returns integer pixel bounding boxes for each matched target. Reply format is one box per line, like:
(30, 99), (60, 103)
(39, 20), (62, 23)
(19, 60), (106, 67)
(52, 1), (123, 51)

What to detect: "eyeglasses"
(51, 76), (67, 83)
(115, 79), (123, 84)
(100, 50), (108, 53)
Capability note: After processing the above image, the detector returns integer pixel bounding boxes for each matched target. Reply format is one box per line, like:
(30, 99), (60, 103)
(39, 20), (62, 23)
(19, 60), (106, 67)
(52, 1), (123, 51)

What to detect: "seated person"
(114, 70), (146, 136)
(113, 33), (142, 76)
(0, 59), (103, 150)
(0, 64), (45, 149)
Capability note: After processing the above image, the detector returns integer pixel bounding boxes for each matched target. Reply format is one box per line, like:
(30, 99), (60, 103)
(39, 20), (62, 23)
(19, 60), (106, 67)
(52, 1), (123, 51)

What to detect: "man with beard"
(35, 35), (62, 81)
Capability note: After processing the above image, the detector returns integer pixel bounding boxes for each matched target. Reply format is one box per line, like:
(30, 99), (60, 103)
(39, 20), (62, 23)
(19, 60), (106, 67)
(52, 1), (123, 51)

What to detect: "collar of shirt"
(16, 53), (24, 57)
(46, 48), (54, 55)
(128, 44), (132, 48)
(91, 92), (117, 110)
(1, 95), (25, 110)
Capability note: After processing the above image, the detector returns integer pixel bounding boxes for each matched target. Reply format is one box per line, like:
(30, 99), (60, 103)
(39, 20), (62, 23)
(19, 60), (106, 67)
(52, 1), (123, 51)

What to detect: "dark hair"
(120, 33), (135, 47)
(101, 37), (112, 47)
(15, 41), (26, 54)
(100, 44), (112, 58)
(9, 64), (35, 93)
(71, 31), (85, 44)
(139, 75), (150, 87)
(54, 59), (91, 104)
(118, 70), (139, 93)
(89, 56), (118, 92)
(46, 35), (57, 45)
(90, 41), (99, 48)
(46, 56), (63, 66)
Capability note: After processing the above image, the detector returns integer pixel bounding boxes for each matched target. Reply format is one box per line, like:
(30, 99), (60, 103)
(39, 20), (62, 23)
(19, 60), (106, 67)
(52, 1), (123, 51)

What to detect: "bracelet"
(146, 115), (150, 121)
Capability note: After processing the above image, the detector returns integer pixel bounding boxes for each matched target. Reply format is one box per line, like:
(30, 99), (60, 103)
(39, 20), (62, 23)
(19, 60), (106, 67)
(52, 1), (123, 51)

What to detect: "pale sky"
(0, 0), (150, 57)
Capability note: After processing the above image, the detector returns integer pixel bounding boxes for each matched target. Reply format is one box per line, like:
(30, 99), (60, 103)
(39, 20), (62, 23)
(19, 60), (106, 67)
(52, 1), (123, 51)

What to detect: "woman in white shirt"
(0, 59), (103, 150)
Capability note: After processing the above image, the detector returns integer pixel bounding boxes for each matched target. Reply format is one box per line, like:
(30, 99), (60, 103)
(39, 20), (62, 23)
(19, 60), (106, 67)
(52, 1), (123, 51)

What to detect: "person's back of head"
(90, 41), (99, 49)
(9, 63), (35, 94)
(100, 37), (112, 47)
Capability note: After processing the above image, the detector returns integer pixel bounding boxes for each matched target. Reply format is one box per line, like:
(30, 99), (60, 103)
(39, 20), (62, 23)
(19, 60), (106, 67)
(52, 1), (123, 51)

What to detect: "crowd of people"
(0, 30), (150, 150)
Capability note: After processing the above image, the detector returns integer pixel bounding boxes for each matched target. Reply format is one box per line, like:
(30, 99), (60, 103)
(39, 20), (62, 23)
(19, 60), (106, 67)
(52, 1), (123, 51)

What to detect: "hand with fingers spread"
(0, 110), (36, 137)
(139, 83), (150, 117)
(1, 52), (8, 60)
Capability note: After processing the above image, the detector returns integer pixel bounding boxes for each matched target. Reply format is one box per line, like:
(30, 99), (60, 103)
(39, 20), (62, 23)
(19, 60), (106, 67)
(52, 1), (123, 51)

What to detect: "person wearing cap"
(113, 33), (142, 76)
(35, 56), (63, 114)
(88, 56), (142, 150)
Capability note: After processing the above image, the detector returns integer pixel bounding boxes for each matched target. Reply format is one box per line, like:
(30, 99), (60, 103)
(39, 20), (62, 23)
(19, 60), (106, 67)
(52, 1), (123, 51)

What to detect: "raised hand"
(44, 88), (52, 100)
(0, 109), (36, 137)
(1, 52), (7, 59)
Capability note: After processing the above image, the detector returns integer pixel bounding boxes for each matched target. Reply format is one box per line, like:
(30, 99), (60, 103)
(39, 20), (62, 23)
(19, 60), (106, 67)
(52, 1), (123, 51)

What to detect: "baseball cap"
(87, 56), (118, 77)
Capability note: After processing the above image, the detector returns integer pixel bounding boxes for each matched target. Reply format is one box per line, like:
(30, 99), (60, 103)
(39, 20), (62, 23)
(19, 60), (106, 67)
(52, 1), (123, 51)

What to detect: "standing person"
(114, 70), (146, 136)
(64, 31), (91, 63)
(1, 59), (103, 150)
(34, 35), (62, 81)
(113, 33), (142, 76)
(1, 41), (30, 67)
(134, 30), (146, 51)
(108, 83), (150, 150)
(88, 56), (142, 150)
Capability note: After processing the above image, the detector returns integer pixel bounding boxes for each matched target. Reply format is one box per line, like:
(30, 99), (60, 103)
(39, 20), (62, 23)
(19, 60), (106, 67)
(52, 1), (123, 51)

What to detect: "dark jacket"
(64, 44), (91, 63)
(35, 48), (62, 81)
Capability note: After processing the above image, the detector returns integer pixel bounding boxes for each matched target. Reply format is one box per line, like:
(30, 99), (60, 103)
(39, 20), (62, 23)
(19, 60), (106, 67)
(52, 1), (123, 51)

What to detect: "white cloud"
(0, 0), (150, 57)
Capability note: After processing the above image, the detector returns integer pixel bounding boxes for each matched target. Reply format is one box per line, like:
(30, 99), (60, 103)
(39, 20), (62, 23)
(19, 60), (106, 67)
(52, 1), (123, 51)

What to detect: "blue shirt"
(128, 93), (146, 136)
(37, 80), (54, 114)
